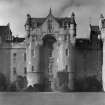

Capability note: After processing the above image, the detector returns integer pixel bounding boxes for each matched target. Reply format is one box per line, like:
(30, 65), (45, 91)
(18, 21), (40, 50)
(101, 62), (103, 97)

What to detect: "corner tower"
(99, 14), (105, 91)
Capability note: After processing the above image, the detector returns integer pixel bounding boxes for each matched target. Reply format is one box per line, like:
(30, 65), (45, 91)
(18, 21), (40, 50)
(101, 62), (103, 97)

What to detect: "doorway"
(39, 35), (56, 91)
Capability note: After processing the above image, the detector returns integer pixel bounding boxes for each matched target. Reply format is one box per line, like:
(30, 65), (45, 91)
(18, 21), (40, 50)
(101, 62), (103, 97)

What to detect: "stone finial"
(71, 12), (76, 25)
(49, 8), (52, 14)
(71, 12), (75, 18)
(27, 14), (31, 19)
(48, 8), (53, 17)
(100, 14), (104, 19)
(7, 23), (10, 27)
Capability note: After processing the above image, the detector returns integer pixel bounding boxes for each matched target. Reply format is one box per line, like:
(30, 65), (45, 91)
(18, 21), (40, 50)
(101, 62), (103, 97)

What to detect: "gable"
(41, 15), (60, 33)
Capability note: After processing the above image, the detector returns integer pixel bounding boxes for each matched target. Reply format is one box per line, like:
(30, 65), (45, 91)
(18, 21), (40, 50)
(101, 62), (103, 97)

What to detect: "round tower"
(25, 14), (43, 87)
(26, 40), (41, 87)
(68, 12), (76, 91)
(99, 14), (105, 91)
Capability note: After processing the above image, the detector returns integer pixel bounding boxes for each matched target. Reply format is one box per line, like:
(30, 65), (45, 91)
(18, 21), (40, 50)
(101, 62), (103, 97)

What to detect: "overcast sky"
(0, 0), (104, 38)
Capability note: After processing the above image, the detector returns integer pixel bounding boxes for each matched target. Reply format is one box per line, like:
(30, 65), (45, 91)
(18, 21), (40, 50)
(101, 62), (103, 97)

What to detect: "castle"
(0, 9), (105, 91)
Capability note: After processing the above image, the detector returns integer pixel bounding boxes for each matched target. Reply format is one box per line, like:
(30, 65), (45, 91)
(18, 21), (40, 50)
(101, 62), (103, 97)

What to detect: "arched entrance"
(39, 35), (56, 91)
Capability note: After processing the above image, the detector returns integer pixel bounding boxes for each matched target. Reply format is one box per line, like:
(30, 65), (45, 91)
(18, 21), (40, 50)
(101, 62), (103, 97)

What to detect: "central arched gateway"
(39, 35), (56, 91)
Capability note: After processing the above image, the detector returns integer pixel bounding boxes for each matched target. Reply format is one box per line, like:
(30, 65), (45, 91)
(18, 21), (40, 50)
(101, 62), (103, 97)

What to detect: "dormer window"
(48, 19), (53, 33)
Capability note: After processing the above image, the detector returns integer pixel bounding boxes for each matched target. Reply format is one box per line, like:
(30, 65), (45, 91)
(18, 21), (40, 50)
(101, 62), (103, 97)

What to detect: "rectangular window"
(32, 66), (34, 72)
(13, 67), (16, 75)
(32, 38), (35, 42)
(66, 65), (68, 71)
(31, 49), (35, 57)
(66, 49), (69, 56)
(24, 67), (27, 74)
(48, 80), (51, 87)
(13, 53), (16, 57)
(13, 53), (16, 63)
(24, 53), (26, 61)
(64, 35), (67, 41)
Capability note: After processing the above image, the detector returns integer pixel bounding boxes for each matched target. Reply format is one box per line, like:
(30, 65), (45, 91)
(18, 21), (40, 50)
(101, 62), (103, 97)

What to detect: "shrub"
(74, 76), (102, 92)
(0, 73), (8, 91)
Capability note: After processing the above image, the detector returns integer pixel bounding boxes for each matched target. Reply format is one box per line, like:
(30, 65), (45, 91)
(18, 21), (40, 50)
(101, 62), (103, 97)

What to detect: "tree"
(0, 73), (7, 91)
(74, 76), (102, 92)
(15, 75), (27, 91)
(8, 75), (27, 91)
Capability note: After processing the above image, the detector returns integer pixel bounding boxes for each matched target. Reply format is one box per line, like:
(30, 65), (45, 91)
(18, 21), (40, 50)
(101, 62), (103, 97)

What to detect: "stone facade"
(0, 25), (26, 84)
(99, 14), (105, 91)
(24, 9), (102, 91)
(0, 24), (12, 83)
(10, 41), (26, 82)
(0, 9), (103, 91)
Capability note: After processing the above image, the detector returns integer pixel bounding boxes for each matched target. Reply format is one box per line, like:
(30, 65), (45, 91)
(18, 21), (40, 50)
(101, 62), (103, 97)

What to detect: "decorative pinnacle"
(27, 14), (31, 19)
(49, 8), (52, 16)
(100, 14), (104, 19)
(71, 12), (75, 17)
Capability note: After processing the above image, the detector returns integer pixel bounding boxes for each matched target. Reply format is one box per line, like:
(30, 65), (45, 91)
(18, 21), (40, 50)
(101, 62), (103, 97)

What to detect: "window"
(66, 65), (68, 71)
(64, 35), (67, 41)
(32, 66), (34, 72)
(66, 48), (69, 56)
(24, 53), (26, 61)
(31, 49), (35, 57)
(13, 67), (16, 75)
(48, 80), (51, 87)
(13, 53), (16, 63)
(24, 67), (27, 74)
(32, 37), (35, 42)
(48, 19), (53, 33)
(13, 53), (16, 57)
(64, 22), (67, 30)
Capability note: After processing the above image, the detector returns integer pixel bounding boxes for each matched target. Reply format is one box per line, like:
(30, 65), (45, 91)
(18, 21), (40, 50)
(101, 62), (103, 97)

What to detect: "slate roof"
(12, 37), (25, 43)
(102, 19), (105, 28)
(0, 25), (13, 42)
(90, 25), (100, 34)
(25, 9), (76, 28)
(0, 25), (25, 43)
(28, 17), (75, 28)
(0, 26), (11, 36)
(31, 18), (46, 27)
(75, 38), (90, 49)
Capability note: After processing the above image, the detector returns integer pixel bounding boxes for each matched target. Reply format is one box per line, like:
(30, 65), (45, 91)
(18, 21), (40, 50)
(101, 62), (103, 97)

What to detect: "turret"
(69, 12), (76, 45)
(99, 14), (105, 40)
(25, 14), (32, 38)
(99, 14), (104, 29)
(99, 14), (105, 91)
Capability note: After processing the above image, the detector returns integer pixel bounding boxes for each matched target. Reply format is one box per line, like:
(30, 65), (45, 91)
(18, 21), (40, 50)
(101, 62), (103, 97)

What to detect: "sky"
(0, 0), (104, 38)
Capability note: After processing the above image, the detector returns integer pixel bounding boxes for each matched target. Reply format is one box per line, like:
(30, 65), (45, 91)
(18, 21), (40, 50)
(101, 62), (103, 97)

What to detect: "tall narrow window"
(24, 53), (26, 61)
(32, 66), (34, 72)
(66, 65), (68, 71)
(13, 67), (16, 75)
(13, 53), (16, 63)
(31, 49), (35, 57)
(13, 53), (16, 56)
(24, 67), (27, 74)
(64, 35), (67, 41)
(48, 19), (53, 33)
(66, 48), (69, 56)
